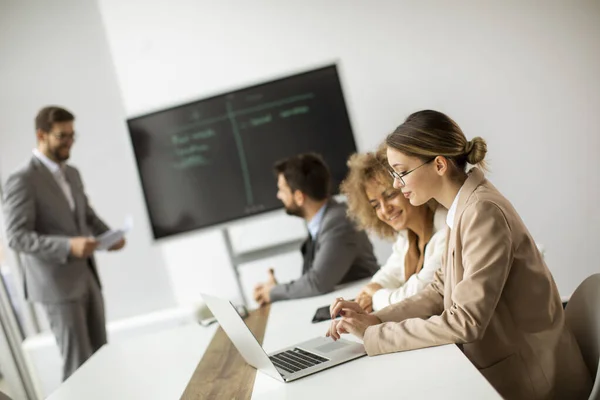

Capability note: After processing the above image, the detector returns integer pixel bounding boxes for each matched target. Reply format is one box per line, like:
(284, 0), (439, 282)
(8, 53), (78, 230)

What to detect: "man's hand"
(325, 298), (381, 340)
(70, 237), (98, 258)
(109, 238), (126, 251)
(253, 268), (278, 307)
(355, 282), (383, 312)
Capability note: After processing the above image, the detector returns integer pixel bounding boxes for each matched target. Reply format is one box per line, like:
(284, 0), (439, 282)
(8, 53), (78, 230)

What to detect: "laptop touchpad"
(315, 341), (350, 353)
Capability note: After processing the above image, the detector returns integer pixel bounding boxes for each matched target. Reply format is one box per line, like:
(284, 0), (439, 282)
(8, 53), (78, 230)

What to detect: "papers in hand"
(96, 216), (133, 251)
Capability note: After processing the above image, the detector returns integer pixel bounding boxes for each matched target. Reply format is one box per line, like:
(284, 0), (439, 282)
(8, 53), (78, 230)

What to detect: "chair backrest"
(565, 273), (600, 400)
(0, 390), (13, 400)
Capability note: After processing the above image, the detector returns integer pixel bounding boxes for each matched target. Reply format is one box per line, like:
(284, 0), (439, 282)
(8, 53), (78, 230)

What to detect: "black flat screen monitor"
(128, 65), (357, 239)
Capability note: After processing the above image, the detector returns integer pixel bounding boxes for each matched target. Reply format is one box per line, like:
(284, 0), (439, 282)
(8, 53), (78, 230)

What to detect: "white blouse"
(370, 207), (448, 311)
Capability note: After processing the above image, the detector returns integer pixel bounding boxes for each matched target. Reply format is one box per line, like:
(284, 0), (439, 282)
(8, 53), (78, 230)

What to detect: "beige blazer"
(363, 168), (592, 399)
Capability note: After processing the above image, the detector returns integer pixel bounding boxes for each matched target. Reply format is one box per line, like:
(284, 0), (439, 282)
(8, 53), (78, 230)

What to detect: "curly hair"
(340, 149), (398, 240)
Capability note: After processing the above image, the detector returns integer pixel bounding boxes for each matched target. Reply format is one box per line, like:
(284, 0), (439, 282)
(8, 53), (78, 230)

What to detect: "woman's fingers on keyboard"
(331, 300), (364, 319)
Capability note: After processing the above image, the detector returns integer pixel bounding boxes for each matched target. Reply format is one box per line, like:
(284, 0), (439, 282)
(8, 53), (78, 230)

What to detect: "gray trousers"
(41, 269), (107, 381)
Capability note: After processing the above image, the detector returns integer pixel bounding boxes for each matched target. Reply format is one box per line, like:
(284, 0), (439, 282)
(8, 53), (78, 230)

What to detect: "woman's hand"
(356, 292), (373, 313)
(360, 282), (384, 297)
(355, 283), (383, 312)
(329, 298), (364, 320)
(325, 298), (381, 340)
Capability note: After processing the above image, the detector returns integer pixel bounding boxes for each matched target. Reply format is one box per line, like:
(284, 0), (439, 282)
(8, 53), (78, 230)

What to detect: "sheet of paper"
(96, 215), (133, 251)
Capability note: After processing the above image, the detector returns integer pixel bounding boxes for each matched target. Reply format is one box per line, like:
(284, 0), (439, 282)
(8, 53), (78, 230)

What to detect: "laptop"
(201, 293), (367, 382)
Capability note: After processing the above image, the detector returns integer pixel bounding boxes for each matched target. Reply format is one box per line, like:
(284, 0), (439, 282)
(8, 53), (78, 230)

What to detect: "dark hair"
(274, 153), (331, 201)
(35, 106), (75, 132)
(386, 110), (487, 171)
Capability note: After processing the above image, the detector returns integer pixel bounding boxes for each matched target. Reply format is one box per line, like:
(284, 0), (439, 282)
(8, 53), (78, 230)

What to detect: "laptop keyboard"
(269, 348), (329, 374)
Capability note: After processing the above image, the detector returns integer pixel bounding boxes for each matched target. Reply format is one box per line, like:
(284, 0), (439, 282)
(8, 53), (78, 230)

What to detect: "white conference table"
(47, 280), (500, 399)
(251, 280), (501, 399)
(46, 323), (217, 400)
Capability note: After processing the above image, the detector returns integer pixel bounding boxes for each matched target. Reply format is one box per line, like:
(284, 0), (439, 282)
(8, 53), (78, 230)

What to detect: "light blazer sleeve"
(372, 227), (447, 311)
(269, 216), (359, 301)
(3, 171), (70, 263)
(363, 201), (513, 356)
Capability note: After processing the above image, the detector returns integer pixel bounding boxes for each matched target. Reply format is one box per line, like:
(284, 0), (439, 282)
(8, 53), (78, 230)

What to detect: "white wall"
(2, 0), (599, 324)
(96, 0), (600, 299)
(0, 0), (176, 322)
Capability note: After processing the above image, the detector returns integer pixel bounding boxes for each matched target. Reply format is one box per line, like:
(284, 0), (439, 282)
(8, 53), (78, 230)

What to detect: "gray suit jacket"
(3, 156), (109, 303)
(270, 200), (379, 301)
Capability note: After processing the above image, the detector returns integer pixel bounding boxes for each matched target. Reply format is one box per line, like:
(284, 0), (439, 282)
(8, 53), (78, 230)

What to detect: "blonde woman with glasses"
(327, 110), (591, 399)
(340, 150), (447, 312)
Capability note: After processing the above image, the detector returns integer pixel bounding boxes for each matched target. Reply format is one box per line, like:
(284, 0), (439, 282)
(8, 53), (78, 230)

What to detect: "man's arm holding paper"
(72, 169), (127, 252)
(95, 216), (132, 251)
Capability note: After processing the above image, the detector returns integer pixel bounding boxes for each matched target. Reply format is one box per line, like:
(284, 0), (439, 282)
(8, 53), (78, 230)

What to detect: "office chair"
(565, 273), (600, 400)
(0, 390), (12, 400)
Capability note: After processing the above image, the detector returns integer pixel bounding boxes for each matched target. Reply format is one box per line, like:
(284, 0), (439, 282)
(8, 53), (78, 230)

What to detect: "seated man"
(253, 153), (379, 305)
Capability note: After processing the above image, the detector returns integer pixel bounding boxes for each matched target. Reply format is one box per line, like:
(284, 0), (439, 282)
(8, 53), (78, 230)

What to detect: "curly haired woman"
(340, 150), (447, 312)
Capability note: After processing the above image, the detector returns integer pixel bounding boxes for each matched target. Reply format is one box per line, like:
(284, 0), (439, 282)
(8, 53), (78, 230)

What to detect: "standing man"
(2, 106), (125, 380)
(254, 153), (379, 305)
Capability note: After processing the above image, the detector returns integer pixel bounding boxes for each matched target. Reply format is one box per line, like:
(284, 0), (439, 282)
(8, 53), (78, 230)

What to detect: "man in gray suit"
(3, 106), (126, 380)
(253, 153), (378, 305)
